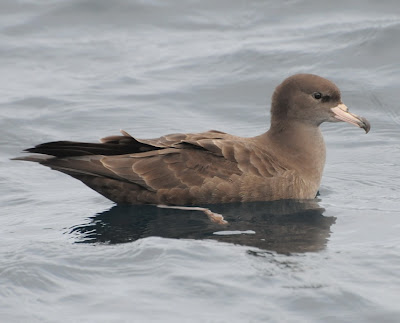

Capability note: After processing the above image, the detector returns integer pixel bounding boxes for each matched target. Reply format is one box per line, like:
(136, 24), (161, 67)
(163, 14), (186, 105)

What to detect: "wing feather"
(16, 129), (293, 204)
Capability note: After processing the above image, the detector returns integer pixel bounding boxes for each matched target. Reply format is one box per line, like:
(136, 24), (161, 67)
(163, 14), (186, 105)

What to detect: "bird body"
(14, 74), (370, 205)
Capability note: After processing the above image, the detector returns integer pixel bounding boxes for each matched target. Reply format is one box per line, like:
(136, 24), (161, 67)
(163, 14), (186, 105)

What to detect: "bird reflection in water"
(70, 199), (335, 254)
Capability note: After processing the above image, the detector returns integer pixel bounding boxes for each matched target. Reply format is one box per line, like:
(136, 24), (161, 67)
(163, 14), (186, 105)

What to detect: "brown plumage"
(14, 74), (370, 205)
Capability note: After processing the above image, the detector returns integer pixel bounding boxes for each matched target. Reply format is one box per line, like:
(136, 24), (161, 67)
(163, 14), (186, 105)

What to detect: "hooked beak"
(331, 104), (370, 134)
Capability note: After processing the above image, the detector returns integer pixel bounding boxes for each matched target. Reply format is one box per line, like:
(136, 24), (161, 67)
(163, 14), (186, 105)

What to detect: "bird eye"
(312, 92), (322, 100)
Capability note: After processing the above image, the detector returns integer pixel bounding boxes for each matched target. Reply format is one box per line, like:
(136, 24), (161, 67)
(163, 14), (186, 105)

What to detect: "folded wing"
(15, 130), (289, 204)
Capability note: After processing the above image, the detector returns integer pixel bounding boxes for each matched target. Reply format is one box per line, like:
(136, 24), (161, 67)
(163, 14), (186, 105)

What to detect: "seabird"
(14, 74), (370, 205)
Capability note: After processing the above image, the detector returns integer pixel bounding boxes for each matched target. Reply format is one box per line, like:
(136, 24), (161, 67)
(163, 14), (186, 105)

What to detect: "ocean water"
(1, 0), (400, 322)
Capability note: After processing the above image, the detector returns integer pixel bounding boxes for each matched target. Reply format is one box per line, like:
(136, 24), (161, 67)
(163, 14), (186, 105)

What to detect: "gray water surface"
(1, 1), (400, 322)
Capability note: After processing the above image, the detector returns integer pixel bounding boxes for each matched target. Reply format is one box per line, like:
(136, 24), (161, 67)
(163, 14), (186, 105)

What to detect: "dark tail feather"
(23, 138), (160, 158)
(12, 155), (53, 162)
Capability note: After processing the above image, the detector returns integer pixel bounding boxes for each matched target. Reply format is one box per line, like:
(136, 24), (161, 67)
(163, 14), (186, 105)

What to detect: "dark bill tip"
(360, 117), (371, 134)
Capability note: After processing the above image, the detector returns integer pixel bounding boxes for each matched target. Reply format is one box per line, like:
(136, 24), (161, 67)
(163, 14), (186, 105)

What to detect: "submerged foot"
(156, 204), (228, 225)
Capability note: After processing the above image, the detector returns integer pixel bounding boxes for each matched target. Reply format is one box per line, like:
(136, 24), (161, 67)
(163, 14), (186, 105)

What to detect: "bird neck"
(257, 120), (326, 179)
